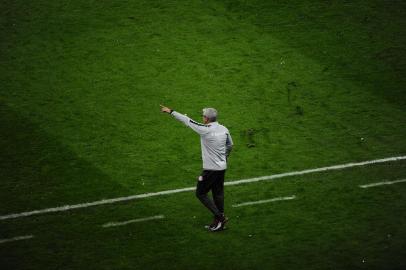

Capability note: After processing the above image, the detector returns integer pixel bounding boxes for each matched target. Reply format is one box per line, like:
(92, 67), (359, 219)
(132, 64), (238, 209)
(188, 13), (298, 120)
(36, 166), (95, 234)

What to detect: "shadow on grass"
(222, 0), (406, 107)
(0, 102), (130, 215)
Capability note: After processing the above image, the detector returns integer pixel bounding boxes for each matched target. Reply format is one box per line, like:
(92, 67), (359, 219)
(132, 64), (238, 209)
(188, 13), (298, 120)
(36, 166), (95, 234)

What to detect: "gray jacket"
(171, 111), (233, 171)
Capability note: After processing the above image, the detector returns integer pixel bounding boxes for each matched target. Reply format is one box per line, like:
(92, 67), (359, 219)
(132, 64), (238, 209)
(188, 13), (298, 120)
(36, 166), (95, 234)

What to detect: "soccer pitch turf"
(1, 0), (406, 269)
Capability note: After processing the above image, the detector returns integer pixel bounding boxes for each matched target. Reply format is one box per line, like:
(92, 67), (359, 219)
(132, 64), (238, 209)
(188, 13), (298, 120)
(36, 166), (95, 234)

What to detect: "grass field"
(1, 0), (406, 269)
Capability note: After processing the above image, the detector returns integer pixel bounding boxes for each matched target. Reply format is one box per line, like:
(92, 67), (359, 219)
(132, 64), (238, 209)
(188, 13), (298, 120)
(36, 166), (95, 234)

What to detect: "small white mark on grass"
(0, 235), (34, 244)
(102, 215), (165, 228)
(232, 195), (296, 208)
(359, 178), (406, 188)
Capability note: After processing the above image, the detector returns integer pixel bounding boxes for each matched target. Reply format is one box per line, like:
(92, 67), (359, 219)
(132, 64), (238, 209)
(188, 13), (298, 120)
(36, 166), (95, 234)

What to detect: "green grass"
(1, 0), (405, 269)
(1, 161), (406, 269)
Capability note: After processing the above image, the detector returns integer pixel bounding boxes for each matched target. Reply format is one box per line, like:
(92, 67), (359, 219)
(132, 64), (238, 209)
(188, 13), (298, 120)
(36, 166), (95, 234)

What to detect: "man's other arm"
(226, 131), (233, 157)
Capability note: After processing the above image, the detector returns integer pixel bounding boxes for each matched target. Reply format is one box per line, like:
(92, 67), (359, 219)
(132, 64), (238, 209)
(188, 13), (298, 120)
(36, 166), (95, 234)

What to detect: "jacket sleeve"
(226, 131), (233, 157)
(171, 111), (210, 135)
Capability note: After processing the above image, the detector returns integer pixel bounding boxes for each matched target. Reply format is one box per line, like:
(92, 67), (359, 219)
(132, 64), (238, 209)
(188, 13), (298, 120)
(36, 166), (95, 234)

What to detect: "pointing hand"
(160, 104), (172, 114)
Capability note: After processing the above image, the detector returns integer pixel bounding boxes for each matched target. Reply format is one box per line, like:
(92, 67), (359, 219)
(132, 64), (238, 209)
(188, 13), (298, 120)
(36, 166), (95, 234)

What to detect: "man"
(160, 105), (233, 232)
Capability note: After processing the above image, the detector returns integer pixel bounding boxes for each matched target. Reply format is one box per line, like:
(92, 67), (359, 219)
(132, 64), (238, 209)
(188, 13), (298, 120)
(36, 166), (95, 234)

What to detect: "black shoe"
(209, 215), (228, 232)
(204, 217), (218, 230)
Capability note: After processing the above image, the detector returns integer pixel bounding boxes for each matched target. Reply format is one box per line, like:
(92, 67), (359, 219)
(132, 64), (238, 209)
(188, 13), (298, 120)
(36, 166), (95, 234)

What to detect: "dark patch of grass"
(0, 102), (129, 213)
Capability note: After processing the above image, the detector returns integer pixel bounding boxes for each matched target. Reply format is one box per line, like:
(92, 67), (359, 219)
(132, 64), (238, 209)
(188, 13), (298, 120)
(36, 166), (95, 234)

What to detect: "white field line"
(0, 235), (34, 244)
(232, 195), (296, 208)
(0, 187), (195, 221)
(0, 155), (405, 221)
(359, 178), (406, 188)
(102, 215), (165, 228)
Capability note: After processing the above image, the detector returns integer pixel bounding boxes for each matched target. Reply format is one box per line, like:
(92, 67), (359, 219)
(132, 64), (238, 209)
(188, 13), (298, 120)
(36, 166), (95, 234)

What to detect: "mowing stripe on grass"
(232, 195), (296, 207)
(359, 178), (406, 188)
(102, 215), (165, 228)
(0, 235), (34, 244)
(0, 155), (405, 221)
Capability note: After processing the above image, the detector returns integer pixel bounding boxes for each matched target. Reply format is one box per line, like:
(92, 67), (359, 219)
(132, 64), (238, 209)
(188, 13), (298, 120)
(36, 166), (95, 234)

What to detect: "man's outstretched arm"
(160, 105), (209, 135)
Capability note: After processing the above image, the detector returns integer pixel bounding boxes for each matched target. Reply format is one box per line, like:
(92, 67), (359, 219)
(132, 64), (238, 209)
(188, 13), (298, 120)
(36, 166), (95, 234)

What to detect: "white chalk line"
(232, 195), (296, 207)
(0, 235), (34, 244)
(0, 155), (405, 221)
(0, 187), (195, 221)
(359, 178), (406, 188)
(102, 215), (165, 228)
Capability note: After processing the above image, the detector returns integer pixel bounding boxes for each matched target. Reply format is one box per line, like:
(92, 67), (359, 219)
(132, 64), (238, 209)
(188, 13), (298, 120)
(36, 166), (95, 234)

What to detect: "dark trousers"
(195, 170), (225, 218)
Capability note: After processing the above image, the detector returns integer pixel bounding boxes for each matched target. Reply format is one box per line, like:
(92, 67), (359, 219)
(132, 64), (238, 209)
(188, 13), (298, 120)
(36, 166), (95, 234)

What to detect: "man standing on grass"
(160, 105), (233, 232)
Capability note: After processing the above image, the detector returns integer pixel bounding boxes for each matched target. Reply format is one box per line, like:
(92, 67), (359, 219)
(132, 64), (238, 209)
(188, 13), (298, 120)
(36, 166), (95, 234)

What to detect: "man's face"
(203, 116), (209, 124)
